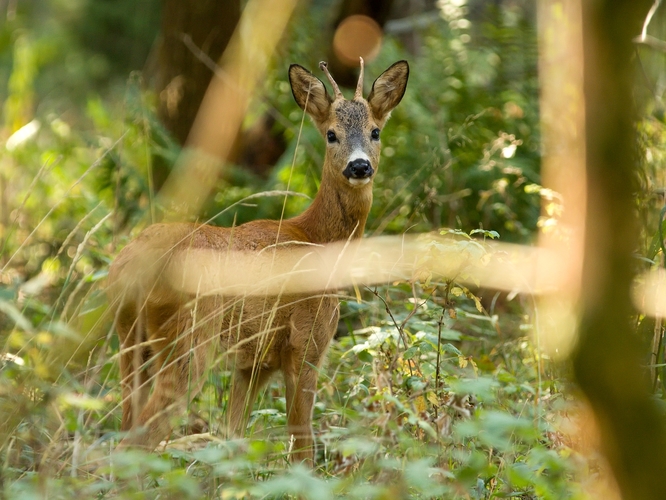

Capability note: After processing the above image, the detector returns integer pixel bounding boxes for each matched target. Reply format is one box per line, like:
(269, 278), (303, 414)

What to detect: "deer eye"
(371, 128), (380, 140)
(327, 130), (338, 143)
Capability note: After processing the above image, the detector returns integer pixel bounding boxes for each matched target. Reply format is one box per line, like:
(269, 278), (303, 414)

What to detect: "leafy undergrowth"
(1, 261), (604, 499)
(0, 58), (604, 500)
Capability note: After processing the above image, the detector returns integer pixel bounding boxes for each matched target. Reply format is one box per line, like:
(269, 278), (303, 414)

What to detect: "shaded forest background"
(1, 0), (666, 498)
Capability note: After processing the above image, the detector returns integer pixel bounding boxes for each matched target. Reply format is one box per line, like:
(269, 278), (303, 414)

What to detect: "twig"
(435, 281), (453, 397)
(384, 11), (440, 35)
(1, 155), (61, 258)
(180, 33), (294, 131)
(634, 34), (666, 53)
(180, 34), (227, 79)
(435, 308), (445, 392)
(369, 287), (413, 377)
(651, 205), (666, 390)
(2, 132), (127, 272)
(640, 0), (663, 41)
(398, 282), (429, 332)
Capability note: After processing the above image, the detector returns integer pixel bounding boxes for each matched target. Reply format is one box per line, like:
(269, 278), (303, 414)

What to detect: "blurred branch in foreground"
(573, 1), (666, 499)
(107, 232), (563, 303)
(537, 0), (587, 359)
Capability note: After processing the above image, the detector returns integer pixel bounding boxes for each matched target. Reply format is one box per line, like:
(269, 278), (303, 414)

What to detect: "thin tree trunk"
(574, 1), (666, 498)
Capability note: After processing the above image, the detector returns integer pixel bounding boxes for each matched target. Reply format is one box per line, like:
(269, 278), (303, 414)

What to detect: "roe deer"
(107, 58), (409, 464)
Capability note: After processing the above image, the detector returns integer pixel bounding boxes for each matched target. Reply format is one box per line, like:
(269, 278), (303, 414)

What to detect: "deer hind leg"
(116, 302), (151, 432)
(119, 341), (151, 432)
(118, 301), (219, 450)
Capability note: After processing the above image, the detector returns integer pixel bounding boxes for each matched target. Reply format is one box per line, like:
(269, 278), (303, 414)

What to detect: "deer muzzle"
(343, 158), (374, 181)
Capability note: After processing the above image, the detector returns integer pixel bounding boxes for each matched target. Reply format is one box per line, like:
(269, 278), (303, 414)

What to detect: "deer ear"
(289, 64), (332, 122)
(367, 60), (409, 125)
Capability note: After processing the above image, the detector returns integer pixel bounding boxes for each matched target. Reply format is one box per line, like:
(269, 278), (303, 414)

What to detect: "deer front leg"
(284, 363), (318, 465)
(282, 298), (339, 465)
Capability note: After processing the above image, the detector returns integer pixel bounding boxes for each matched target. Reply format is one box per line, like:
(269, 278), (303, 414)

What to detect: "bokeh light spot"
(333, 15), (383, 66)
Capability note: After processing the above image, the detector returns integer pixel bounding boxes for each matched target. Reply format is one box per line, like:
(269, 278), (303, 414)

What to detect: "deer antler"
(319, 61), (343, 99)
(354, 57), (364, 100)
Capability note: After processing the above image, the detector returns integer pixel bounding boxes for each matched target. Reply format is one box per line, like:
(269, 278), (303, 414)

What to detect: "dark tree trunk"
(574, 1), (666, 498)
(153, 0), (241, 190)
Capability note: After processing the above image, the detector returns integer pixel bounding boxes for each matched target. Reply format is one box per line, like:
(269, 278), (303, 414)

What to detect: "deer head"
(289, 59), (409, 189)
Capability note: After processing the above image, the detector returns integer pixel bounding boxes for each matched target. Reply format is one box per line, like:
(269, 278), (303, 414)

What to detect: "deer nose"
(343, 158), (374, 179)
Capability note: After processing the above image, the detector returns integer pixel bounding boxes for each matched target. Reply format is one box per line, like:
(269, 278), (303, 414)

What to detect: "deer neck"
(292, 168), (373, 244)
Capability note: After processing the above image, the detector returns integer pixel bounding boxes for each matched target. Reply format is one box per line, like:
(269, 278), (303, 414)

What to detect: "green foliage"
(0, 0), (638, 498)
(364, 3), (542, 240)
(73, 0), (161, 78)
(196, 1), (545, 242)
(634, 24), (666, 393)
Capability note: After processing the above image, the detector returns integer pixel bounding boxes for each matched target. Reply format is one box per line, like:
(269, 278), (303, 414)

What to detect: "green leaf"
(0, 300), (34, 333)
(449, 377), (498, 401)
(192, 446), (227, 464)
(442, 343), (462, 356)
(405, 376), (426, 391)
(508, 462), (534, 488)
(470, 228), (500, 239)
(439, 328), (462, 341)
(403, 346), (419, 360)
(357, 350), (373, 363)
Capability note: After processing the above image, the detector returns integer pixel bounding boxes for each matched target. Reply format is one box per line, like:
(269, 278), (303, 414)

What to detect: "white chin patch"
(348, 177), (371, 186)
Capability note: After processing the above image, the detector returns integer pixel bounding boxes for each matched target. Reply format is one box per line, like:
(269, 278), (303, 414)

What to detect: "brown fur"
(107, 60), (409, 465)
